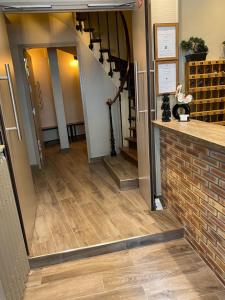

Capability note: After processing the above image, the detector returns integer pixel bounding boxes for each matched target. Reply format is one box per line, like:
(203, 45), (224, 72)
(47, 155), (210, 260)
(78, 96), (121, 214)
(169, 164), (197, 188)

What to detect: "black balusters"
(116, 12), (121, 60)
(88, 13), (94, 50)
(106, 12), (113, 77)
(98, 12), (104, 64)
(107, 102), (117, 156)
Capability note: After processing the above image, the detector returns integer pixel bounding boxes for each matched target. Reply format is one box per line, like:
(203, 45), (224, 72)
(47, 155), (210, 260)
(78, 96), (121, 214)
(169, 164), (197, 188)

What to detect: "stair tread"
(104, 154), (138, 183)
(125, 137), (137, 143)
(121, 147), (138, 162)
(129, 117), (136, 121)
(91, 38), (101, 43)
(99, 48), (110, 53)
(84, 27), (95, 32)
(76, 17), (87, 21)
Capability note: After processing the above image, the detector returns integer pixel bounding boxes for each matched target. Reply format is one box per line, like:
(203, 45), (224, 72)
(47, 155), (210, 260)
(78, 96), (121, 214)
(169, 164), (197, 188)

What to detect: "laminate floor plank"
(30, 141), (182, 257)
(24, 239), (224, 300)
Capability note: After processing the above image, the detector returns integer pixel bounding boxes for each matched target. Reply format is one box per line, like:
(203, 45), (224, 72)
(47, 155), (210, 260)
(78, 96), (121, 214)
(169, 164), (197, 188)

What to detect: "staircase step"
(91, 38), (102, 43)
(120, 147), (138, 165)
(129, 117), (136, 121)
(84, 27), (95, 32)
(103, 155), (138, 190)
(129, 126), (136, 131)
(76, 16), (87, 22)
(125, 137), (137, 144)
(99, 48), (110, 53)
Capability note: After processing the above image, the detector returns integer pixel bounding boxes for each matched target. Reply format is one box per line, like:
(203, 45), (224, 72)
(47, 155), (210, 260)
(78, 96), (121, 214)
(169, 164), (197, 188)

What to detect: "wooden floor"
(31, 141), (181, 257)
(24, 238), (225, 300)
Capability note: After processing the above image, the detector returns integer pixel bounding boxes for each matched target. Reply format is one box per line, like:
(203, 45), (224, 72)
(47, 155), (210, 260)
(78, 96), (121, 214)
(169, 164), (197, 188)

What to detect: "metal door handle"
(134, 61), (140, 122)
(139, 110), (148, 113)
(0, 64), (21, 141)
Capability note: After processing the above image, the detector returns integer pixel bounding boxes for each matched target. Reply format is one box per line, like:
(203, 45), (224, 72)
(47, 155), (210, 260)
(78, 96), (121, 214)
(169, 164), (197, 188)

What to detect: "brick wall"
(160, 129), (225, 284)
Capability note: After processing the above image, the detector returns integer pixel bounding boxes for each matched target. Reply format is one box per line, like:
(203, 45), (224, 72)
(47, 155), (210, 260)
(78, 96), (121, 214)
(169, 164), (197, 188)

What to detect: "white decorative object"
(175, 84), (193, 104)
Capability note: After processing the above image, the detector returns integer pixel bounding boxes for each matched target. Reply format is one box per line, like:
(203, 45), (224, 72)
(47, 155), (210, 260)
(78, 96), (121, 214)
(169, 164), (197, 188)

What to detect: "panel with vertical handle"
(0, 146), (29, 300)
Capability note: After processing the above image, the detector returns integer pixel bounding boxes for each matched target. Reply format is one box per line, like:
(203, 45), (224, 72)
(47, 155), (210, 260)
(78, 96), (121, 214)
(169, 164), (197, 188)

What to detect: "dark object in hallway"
(161, 94), (171, 122)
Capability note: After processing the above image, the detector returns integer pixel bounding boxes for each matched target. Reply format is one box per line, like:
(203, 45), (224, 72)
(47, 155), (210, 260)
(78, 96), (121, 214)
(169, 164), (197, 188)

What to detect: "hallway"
(31, 141), (181, 257)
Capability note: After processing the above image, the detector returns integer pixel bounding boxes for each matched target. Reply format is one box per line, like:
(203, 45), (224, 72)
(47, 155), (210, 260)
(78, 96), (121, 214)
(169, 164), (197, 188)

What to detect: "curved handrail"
(106, 12), (132, 107)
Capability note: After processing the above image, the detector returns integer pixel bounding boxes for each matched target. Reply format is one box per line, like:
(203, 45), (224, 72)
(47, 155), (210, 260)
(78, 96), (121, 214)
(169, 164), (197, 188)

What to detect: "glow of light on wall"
(70, 59), (78, 67)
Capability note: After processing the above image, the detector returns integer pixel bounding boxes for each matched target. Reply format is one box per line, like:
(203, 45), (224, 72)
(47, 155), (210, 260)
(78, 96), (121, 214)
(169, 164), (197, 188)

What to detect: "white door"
(132, 1), (153, 209)
(0, 13), (37, 250)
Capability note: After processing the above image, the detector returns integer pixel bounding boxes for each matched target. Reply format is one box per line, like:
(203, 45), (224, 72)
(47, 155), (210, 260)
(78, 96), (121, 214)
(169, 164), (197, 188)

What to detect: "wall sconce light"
(70, 56), (78, 67)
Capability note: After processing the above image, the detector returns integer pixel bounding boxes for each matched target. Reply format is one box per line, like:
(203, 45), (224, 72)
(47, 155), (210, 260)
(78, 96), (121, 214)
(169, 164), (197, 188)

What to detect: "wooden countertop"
(153, 120), (225, 153)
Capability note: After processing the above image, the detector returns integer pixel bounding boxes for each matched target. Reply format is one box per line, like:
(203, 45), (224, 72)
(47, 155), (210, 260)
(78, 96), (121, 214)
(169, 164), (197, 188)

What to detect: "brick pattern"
(160, 130), (225, 284)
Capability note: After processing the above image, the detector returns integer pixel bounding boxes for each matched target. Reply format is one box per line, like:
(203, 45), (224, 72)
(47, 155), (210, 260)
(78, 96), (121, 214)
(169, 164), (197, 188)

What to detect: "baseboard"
(29, 228), (184, 269)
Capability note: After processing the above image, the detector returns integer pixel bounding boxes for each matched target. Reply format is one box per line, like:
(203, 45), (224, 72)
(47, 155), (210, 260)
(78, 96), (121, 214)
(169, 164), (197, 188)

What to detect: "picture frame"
(156, 60), (178, 96)
(154, 23), (179, 61)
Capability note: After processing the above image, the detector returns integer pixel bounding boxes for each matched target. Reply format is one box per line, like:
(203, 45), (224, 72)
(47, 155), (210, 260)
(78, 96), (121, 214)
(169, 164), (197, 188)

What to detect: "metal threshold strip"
(0, 2), (135, 12)
(29, 228), (184, 269)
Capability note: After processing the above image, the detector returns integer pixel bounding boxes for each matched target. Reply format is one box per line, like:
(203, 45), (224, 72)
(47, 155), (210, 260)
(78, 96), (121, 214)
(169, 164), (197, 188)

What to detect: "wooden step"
(125, 137), (137, 144)
(103, 155), (138, 190)
(76, 17), (87, 22)
(99, 48), (110, 53)
(90, 38), (101, 43)
(129, 116), (136, 121)
(120, 147), (138, 165)
(84, 27), (95, 32)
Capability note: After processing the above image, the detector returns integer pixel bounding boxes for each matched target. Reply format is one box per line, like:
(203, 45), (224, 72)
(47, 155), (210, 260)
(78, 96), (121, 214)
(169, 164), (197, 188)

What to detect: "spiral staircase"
(75, 11), (138, 189)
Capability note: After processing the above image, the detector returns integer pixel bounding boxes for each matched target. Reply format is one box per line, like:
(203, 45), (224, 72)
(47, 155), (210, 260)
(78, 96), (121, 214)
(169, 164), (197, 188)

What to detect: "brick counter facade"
(160, 130), (225, 284)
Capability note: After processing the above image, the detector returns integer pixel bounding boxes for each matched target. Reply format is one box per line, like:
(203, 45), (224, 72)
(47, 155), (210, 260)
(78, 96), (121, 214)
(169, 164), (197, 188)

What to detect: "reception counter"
(153, 120), (225, 284)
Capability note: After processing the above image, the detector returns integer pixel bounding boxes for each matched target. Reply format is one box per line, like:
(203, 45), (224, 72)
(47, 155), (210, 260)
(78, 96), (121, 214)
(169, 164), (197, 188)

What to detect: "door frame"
(144, 0), (157, 209)
(17, 41), (92, 161)
(0, 101), (29, 254)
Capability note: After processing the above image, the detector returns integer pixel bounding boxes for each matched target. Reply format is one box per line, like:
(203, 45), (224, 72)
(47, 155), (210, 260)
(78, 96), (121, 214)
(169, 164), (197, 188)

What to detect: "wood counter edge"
(152, 120), (225, 154)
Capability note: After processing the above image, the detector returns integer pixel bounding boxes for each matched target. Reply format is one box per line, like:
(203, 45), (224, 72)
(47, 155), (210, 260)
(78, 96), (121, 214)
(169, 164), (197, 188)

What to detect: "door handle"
(0, 64), (21, 141)
(134, 61), (140, 122)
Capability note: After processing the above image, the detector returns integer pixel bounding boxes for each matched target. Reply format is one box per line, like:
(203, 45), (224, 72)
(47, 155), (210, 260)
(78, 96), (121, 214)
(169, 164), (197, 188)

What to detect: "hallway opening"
(3, 8), (182, 263)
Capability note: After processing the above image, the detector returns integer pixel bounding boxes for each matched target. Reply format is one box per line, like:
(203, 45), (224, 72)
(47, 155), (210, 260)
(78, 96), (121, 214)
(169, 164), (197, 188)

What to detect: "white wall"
(27, 48), (84, 129)
(27, 48), (57, 129)
(77, 36), (121, 159)
(57, 49), (84, 124)
(7, 12), (121, 160)
(152, 0), (178, 24)
(180, 0), (225, 84)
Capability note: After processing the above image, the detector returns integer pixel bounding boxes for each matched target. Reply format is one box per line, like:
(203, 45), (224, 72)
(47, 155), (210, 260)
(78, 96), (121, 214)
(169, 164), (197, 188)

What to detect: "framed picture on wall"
(156, 61), (178, 96)
(154, 23), (179, 61)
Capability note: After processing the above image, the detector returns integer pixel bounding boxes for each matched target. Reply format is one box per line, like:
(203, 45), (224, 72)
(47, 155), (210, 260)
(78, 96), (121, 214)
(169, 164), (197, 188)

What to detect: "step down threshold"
(103, 154), (138, 190)
(29, 228), (184, 269)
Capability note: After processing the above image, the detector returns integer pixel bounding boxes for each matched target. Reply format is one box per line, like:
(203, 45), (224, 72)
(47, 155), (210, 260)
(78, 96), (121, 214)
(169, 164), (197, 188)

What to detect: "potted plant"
(181, 37), (208, 62)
